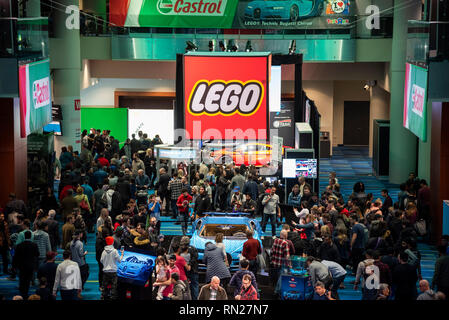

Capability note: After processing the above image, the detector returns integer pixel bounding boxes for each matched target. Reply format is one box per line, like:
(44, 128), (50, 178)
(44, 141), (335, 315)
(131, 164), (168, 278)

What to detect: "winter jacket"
(237, 284), (258, 300)
(198, 283), (228, 300)
(171, 280), (191, 300)
(33, 230), (52, 261)
(100, 245), (121, 273)
(12, 239), (39, 271)
(417, 289), (438, 300)
(53, 259), (82, 294)
(203, 242), (231, 283)
(70, 239), (86, 267)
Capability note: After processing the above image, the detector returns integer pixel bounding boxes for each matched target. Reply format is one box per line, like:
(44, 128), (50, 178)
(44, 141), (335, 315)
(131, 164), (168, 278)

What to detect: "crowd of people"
(1, 128), (449, 301)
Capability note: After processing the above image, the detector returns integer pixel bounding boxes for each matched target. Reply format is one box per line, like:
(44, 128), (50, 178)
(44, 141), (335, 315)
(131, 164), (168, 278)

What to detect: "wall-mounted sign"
(184, 53), (271, 141)
(19, 59), (52, 138)
(403, 62), (428, 141)
(110, 0), (354, 29)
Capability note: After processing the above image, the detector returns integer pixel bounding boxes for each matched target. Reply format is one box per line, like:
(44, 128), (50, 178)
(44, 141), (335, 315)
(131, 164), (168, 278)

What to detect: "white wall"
(80, 78), (175, 107)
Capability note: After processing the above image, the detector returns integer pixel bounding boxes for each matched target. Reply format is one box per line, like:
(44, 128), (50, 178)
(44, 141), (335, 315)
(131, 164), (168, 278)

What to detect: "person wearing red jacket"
(177, 188), (193, 235)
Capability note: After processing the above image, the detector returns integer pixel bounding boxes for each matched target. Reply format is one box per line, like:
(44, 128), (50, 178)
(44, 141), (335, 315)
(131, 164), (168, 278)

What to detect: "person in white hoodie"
(100, 236), (124, 300)
(53, 250), (82, 300)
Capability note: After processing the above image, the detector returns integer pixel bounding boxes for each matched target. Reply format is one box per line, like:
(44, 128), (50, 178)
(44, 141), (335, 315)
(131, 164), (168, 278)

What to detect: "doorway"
(343, 101), (370, 146)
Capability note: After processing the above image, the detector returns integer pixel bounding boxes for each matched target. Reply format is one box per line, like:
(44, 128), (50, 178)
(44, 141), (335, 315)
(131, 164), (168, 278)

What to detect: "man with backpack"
(353, 249), (379, 300)
(169, 272), (191, 300)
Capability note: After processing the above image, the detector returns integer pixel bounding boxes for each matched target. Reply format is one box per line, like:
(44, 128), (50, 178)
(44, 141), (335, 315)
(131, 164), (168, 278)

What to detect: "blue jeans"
(171, 199), (178, 218)
(188, 272), (199, 300)
(331, 275), (346, 297)
(262, 214), (277, 236)
(180, 212), (189, 235)
(60, 289), (79, 300)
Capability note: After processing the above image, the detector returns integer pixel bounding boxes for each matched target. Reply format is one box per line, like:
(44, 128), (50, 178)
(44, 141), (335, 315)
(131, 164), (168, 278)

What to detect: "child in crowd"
(155, 256), (168, 300)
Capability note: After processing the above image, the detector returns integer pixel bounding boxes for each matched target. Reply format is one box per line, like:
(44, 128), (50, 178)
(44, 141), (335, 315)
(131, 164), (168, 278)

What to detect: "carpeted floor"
(0, 146), (438, 300)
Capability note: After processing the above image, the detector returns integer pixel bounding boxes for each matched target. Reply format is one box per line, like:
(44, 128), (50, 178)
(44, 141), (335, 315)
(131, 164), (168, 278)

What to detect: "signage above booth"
(183, 52), (271, 141)
(110, 0), (354, 29)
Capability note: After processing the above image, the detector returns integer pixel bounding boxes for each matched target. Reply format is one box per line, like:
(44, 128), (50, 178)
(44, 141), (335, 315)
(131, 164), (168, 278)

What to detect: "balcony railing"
(407, 20), (449, 66)
(0, 17), (49, 61)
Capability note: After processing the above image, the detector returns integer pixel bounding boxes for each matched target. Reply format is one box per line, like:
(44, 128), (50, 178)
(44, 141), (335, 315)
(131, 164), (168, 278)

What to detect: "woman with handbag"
(75, 187), (93, 233)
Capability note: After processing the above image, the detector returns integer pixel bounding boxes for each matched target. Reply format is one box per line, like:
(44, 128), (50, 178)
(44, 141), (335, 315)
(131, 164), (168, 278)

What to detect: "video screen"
(282, 158), (317, 179)
(43, 121), (62, 136)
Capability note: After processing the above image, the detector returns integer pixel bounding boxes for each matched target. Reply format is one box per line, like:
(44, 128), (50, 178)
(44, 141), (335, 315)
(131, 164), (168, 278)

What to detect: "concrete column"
(52, 0), (81, 156)
(369, 85), (390, 158)
(388, 0), (422, 183)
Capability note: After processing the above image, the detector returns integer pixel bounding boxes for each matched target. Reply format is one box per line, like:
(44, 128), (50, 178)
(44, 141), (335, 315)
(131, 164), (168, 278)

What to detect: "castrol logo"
(187, 79), (264, 116)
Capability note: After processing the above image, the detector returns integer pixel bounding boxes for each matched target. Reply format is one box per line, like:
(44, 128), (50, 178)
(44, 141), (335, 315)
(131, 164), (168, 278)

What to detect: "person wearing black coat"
(392, 251), (418, 300)
(156, 168), (170, 216)
(12, 231), (39, 299)
(317, 235), (341, 264)
(95, 228), (109, 289)
(194, 187), (211, 217)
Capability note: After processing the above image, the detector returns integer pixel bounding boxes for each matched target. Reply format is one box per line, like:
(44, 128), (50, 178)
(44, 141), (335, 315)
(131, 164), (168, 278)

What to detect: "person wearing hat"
(100, 236), (124, 300)
(37, 251), (58, 292)
(231, 186), (244, 212)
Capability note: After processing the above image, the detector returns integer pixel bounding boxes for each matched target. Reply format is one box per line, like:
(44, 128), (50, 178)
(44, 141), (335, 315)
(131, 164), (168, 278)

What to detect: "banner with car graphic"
(234, 0), (353, 29)
(110, 0), (354, 29)
(183, 52), (271, 141)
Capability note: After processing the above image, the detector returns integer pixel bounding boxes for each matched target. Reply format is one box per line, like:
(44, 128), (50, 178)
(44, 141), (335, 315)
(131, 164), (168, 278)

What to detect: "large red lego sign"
(184, 54), (270, 141)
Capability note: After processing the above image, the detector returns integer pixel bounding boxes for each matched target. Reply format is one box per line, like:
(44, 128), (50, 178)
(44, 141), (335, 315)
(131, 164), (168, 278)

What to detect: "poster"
(19, 59), (52, 138)
(110, 0), (353, 29)
(270, 101), (295, 147)
(184, 53), (270, 141)
(403, 63), (428, 141)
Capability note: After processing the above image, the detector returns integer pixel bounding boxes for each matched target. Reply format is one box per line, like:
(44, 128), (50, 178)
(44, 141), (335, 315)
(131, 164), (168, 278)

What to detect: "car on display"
(188, 212), (264, 272)
(117, 252), (156, 285)
(209, 142), (277, 166)
(244, 0), (325, 22)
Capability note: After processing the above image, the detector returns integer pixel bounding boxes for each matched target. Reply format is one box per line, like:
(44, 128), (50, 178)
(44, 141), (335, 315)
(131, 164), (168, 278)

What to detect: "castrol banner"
(184, 53), (270, 140)
(110, 0), (238, 28)
(19, 59), (52, 138)
(403, 63), (428, 142)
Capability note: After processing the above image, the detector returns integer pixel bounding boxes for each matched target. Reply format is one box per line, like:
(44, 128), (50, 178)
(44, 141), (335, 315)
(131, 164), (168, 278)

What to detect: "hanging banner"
(19, 59), (52, 138)
(110, 0), (353, 29)
(270, 100), (295, 148)
(110, 0), (239, 28)
(403, 63), (428, 141)
(184, 53), (271, 141)
(233, 0), (353, 29)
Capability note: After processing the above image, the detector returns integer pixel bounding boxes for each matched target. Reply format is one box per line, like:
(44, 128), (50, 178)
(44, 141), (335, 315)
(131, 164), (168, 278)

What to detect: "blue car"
(189, 212), (264, 272)
(117, 251), (156, 286)
(244, 0), (324, 22)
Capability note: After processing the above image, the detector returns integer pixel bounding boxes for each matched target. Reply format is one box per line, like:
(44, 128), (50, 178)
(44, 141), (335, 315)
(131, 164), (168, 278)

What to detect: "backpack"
(360, 223), (369, 246)
(178, 281), (191, 300)
(100, 191), (108, 208)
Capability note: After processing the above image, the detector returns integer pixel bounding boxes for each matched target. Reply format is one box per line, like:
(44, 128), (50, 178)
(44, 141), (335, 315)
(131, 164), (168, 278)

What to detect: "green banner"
(403, 63), (428, 141)
(110, 0), (354, 29)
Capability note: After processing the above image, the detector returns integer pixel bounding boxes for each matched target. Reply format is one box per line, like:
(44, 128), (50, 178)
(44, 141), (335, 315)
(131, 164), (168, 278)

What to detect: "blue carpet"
(0, 146), (438, 300)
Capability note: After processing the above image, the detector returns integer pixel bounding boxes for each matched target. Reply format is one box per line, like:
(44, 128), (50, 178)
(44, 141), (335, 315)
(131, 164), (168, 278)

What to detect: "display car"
(117, 250), (156, 286)
(188, 212), (264, 272)
(244, 0), (325, 22)
(210, 142), (275, 166)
